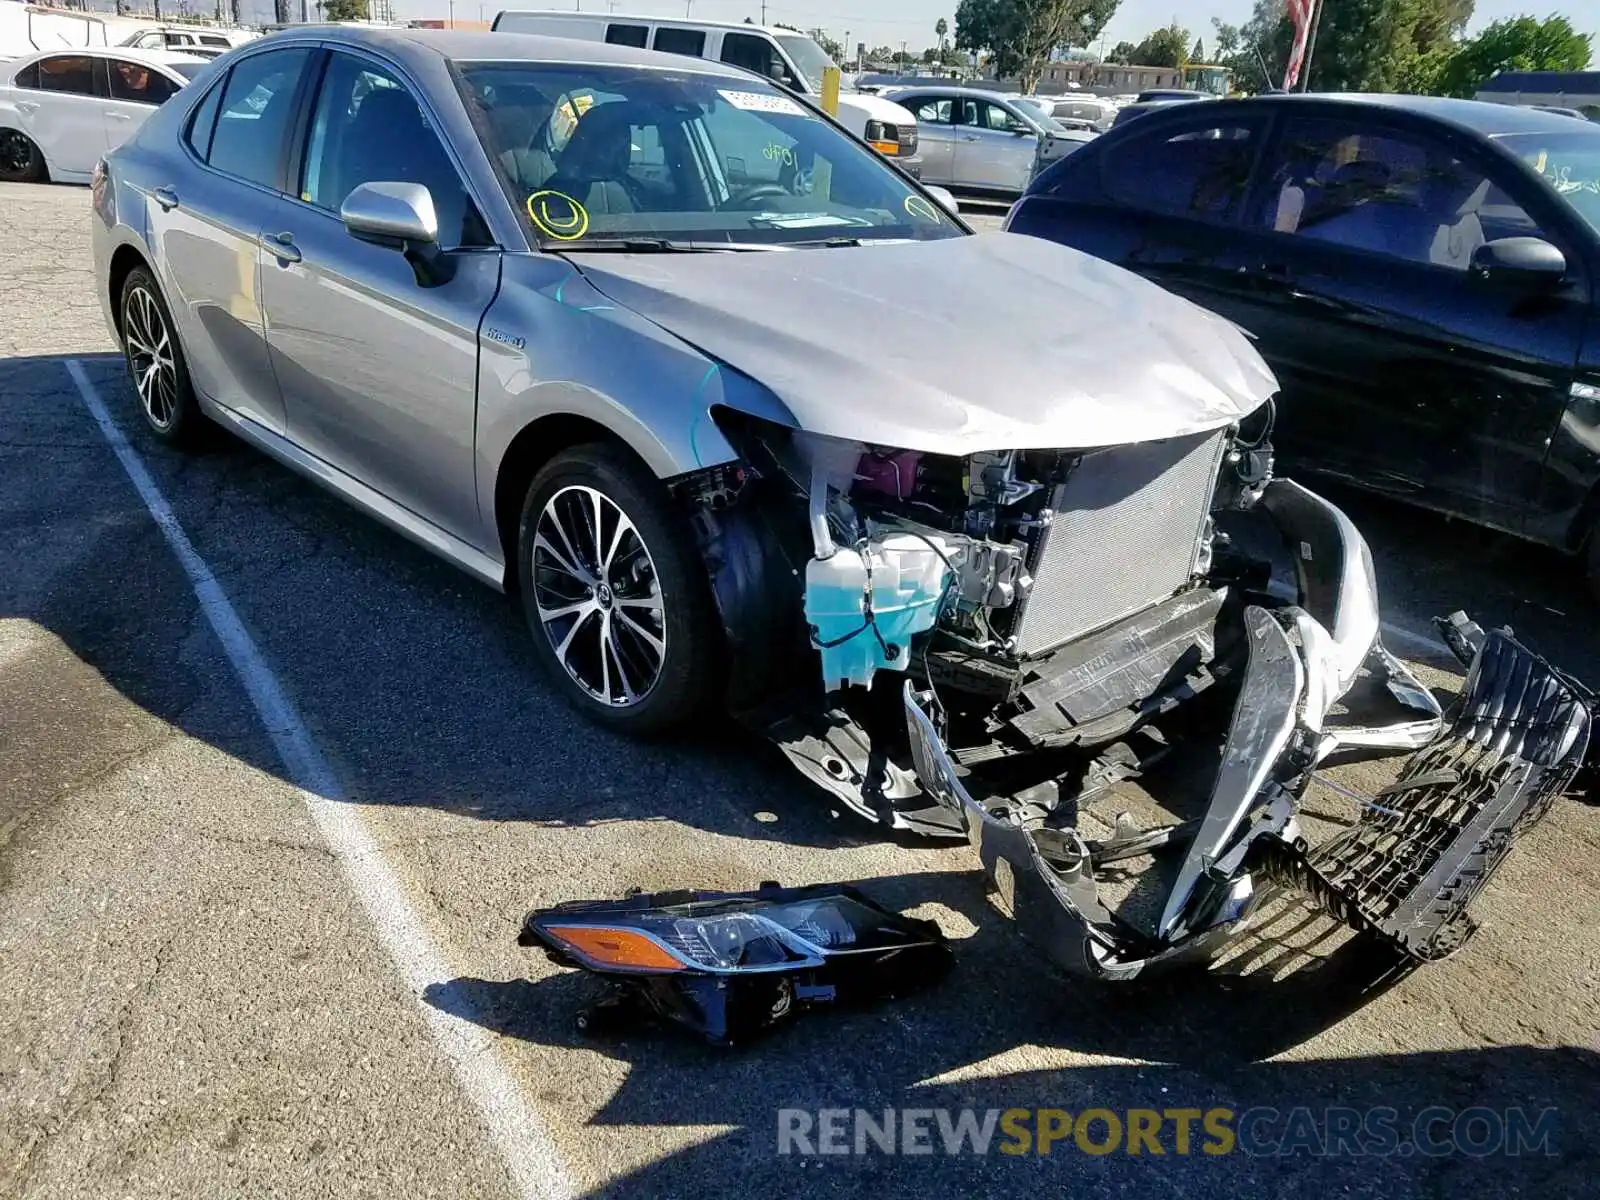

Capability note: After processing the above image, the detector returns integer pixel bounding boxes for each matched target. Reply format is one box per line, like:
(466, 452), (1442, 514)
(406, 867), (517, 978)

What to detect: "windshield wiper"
(552, 237), (781, 253)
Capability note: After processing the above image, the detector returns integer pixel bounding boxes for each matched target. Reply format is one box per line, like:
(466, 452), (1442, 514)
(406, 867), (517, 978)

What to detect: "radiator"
(1011, 428), (1227, 658)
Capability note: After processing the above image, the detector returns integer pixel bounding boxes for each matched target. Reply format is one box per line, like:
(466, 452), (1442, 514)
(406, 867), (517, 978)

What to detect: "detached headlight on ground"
(520, 884), (952, 1044)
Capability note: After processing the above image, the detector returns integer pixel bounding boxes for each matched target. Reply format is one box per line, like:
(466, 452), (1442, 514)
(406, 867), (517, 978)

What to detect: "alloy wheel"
(532, 484), (667, 708)
(123, 286), (177, 430)
(0, 130), (32, 175)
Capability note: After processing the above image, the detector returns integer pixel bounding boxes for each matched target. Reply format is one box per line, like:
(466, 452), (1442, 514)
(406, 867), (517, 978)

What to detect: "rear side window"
(1099, 121), (1259, 222)
(34, 55), (96, 96)
(652, 27), (705, 57)
(604, 23), (648, 48)
(185, 76), (224, 158)
(205, 47), (311, 188)
(13, 62), (38, 89)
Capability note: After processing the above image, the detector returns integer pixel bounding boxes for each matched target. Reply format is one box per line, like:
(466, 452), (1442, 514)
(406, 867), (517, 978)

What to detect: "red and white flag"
(1283, 0), (1316, 90)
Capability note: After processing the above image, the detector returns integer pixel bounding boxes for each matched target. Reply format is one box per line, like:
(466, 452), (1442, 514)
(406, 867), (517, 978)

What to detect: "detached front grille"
(1010, 429), (1227, 658)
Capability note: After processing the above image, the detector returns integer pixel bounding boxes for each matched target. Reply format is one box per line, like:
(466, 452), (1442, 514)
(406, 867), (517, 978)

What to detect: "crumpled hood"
(567, 233), (1277, 455)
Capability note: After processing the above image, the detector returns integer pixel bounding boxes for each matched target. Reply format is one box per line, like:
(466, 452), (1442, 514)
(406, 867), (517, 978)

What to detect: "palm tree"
(935, 16), (948, 54)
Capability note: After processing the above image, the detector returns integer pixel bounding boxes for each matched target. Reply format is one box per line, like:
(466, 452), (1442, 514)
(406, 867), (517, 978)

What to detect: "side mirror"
(341, 181), (439, 247)
(340, 181), (454, 286)
(1006, 120), (1032, 136)
(924, 185), (960, 217)
(1470, 236), (1566, 289)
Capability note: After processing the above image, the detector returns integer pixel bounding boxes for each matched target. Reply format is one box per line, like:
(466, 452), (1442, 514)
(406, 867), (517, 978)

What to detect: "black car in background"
(1007, 94), (1600, 591)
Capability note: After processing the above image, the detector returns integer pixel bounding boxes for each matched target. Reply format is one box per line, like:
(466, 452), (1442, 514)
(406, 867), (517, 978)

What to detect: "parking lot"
(2, 179), (1598, 1199)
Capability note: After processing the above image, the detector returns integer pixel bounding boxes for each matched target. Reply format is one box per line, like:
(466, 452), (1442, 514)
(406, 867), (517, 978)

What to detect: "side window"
(200, 35), (231, 47)
(1255, 118), (1532, 270)
(979, 101), (1021, 131)
(720, 32), (777, 77)
(13, 62), (38, 89)
(604, 23), (648, 48)
(34, 55), (95, 96)
(107, 58), (180, 105)
(652, 27), (706, 57)
(186, 76), (224, 158)
(299, 53), (485, 249)
(908, 97), (952, 126)
(206, 48), (312, 187)
(1099, 121), (1259, 223)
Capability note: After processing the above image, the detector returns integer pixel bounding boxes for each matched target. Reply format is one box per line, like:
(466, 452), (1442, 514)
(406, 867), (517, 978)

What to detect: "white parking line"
(66, 360), (574, 1200)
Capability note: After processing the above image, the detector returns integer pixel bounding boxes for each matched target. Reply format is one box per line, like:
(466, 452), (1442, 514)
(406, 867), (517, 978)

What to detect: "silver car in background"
(884, 85), (1094, 196)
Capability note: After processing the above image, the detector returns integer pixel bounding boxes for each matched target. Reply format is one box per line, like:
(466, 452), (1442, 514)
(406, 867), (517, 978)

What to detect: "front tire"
(120, 266), (203, 447)
(0, 129), (45, 183)
(516, 443), (722, 734)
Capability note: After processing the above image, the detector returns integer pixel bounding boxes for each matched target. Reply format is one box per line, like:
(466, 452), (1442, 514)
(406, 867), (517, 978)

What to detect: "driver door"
(952, 98), (1034, 192)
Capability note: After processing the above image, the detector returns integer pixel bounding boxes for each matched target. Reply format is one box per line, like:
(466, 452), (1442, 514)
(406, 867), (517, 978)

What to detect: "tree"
(1131, 21), (1190, 68)
(1107, 39), (1136, 64)
(1191, 37), (1205, 62)
(323, 0), (367, 19)
(935, 16), (949, 52)
(1210, 18), (1240, 56)
(955, 0), (1121, 91)
(808, 28), (844, 62)
(1434, 15), (1592, 97)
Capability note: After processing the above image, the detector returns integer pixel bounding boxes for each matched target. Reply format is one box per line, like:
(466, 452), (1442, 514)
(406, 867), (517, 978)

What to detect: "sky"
(364, 0), (1597, 59)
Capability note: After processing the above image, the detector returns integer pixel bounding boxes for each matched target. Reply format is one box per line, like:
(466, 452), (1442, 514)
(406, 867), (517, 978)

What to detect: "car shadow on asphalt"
(424, 869), (1597, 1194)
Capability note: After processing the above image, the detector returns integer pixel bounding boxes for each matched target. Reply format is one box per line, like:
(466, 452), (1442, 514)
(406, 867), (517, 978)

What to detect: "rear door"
(146, 45), (315, 435)
(895, 93), (955, 185)
(952, 97), (1034, 192)
(100, 55), (183, 151)
(18, 54), (104, 176)
(257, 48), (500, 544)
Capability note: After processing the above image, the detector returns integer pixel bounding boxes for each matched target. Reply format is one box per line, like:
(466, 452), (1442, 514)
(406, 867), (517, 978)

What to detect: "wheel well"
(493, 414), (641, 586)
(106, 245), (150, 343)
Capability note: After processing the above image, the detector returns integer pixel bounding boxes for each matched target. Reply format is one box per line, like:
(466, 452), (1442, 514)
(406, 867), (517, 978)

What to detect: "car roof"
(253, 24), (759, 76)
(1154, 91), (1595, 138)
(886, 84), (1021, 104)
(496, 10), (802, 37)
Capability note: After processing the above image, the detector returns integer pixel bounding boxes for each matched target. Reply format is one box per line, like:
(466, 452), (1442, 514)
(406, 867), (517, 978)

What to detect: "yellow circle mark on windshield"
(904, 194), (940, 222)
(527, 190), (590, 241)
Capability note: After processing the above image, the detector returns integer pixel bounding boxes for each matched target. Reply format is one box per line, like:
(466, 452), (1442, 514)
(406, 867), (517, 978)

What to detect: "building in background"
(1475, 70), (1600, 119)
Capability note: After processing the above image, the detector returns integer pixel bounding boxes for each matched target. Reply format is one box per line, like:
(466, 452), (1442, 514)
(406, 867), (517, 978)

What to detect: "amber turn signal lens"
(868, 140), (899, 155)
(544, 925), (686, 971)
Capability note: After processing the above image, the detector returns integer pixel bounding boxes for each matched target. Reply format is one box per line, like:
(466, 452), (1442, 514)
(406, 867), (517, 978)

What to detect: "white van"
(491, 11), (923, 177)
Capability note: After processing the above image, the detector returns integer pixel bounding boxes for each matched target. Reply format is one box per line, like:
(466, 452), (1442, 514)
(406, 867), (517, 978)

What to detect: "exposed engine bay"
(672, 407), (1594, 981)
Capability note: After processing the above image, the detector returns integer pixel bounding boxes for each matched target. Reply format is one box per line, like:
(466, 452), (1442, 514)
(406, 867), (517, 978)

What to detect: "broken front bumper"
(903, 613), (1592, 980)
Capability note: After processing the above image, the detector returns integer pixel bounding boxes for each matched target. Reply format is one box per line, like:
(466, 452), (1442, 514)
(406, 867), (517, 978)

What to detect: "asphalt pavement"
(2, 181), (1597, 1200)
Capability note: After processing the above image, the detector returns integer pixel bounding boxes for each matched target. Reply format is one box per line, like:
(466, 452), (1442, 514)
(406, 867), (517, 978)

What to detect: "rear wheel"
(0, 129), (45, 183)
(516, 444), (722, 734)
(119, 266), (203, 447)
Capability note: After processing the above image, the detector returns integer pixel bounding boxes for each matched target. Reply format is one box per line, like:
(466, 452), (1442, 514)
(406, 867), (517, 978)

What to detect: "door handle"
(105, 111), (132, 121)
(961, 134), (980, 142)
(152, 186), (178, 211)
(260, 232), (302, 264)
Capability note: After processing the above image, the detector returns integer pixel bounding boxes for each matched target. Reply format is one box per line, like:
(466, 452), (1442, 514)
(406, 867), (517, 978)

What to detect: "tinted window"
(186, 77), (223, 157)
(206, 48), (310, 187)
(1256, 118), (1536, 270)
(652, 28), (705, 57)
(300, 53), (485, 249)
(107, 57), (180, 105)
(35, 55), (95, 96)
(13, 62), (38, 89)
(1099, 121), (1258, 221)
(604, 23), (648, 48)
(720, 31), (778, 77)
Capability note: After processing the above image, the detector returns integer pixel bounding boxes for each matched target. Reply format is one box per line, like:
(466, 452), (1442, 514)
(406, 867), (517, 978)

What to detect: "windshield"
(169, 61), (207, 80)
(774, 34), (834, 95)
(1500, 130), (1600, 235)
(458, 62), (964, 249)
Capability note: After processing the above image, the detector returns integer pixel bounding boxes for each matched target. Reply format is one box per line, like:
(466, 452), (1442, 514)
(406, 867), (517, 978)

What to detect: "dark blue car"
(1007, 93), (1600, 591)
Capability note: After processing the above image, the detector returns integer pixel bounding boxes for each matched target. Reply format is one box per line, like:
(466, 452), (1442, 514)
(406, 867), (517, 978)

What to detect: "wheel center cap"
(596, 582), (613, 608)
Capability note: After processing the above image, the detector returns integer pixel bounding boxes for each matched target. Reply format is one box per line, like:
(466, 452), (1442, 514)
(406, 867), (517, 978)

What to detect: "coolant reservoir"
(805, 532), (952, 691)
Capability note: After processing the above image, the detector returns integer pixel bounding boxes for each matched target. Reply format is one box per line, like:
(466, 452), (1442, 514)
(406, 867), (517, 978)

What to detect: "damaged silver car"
(92, 29), (1595, 983)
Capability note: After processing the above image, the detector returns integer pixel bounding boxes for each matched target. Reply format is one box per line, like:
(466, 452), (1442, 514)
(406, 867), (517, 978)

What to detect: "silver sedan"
(883, 85), (1094, 195)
